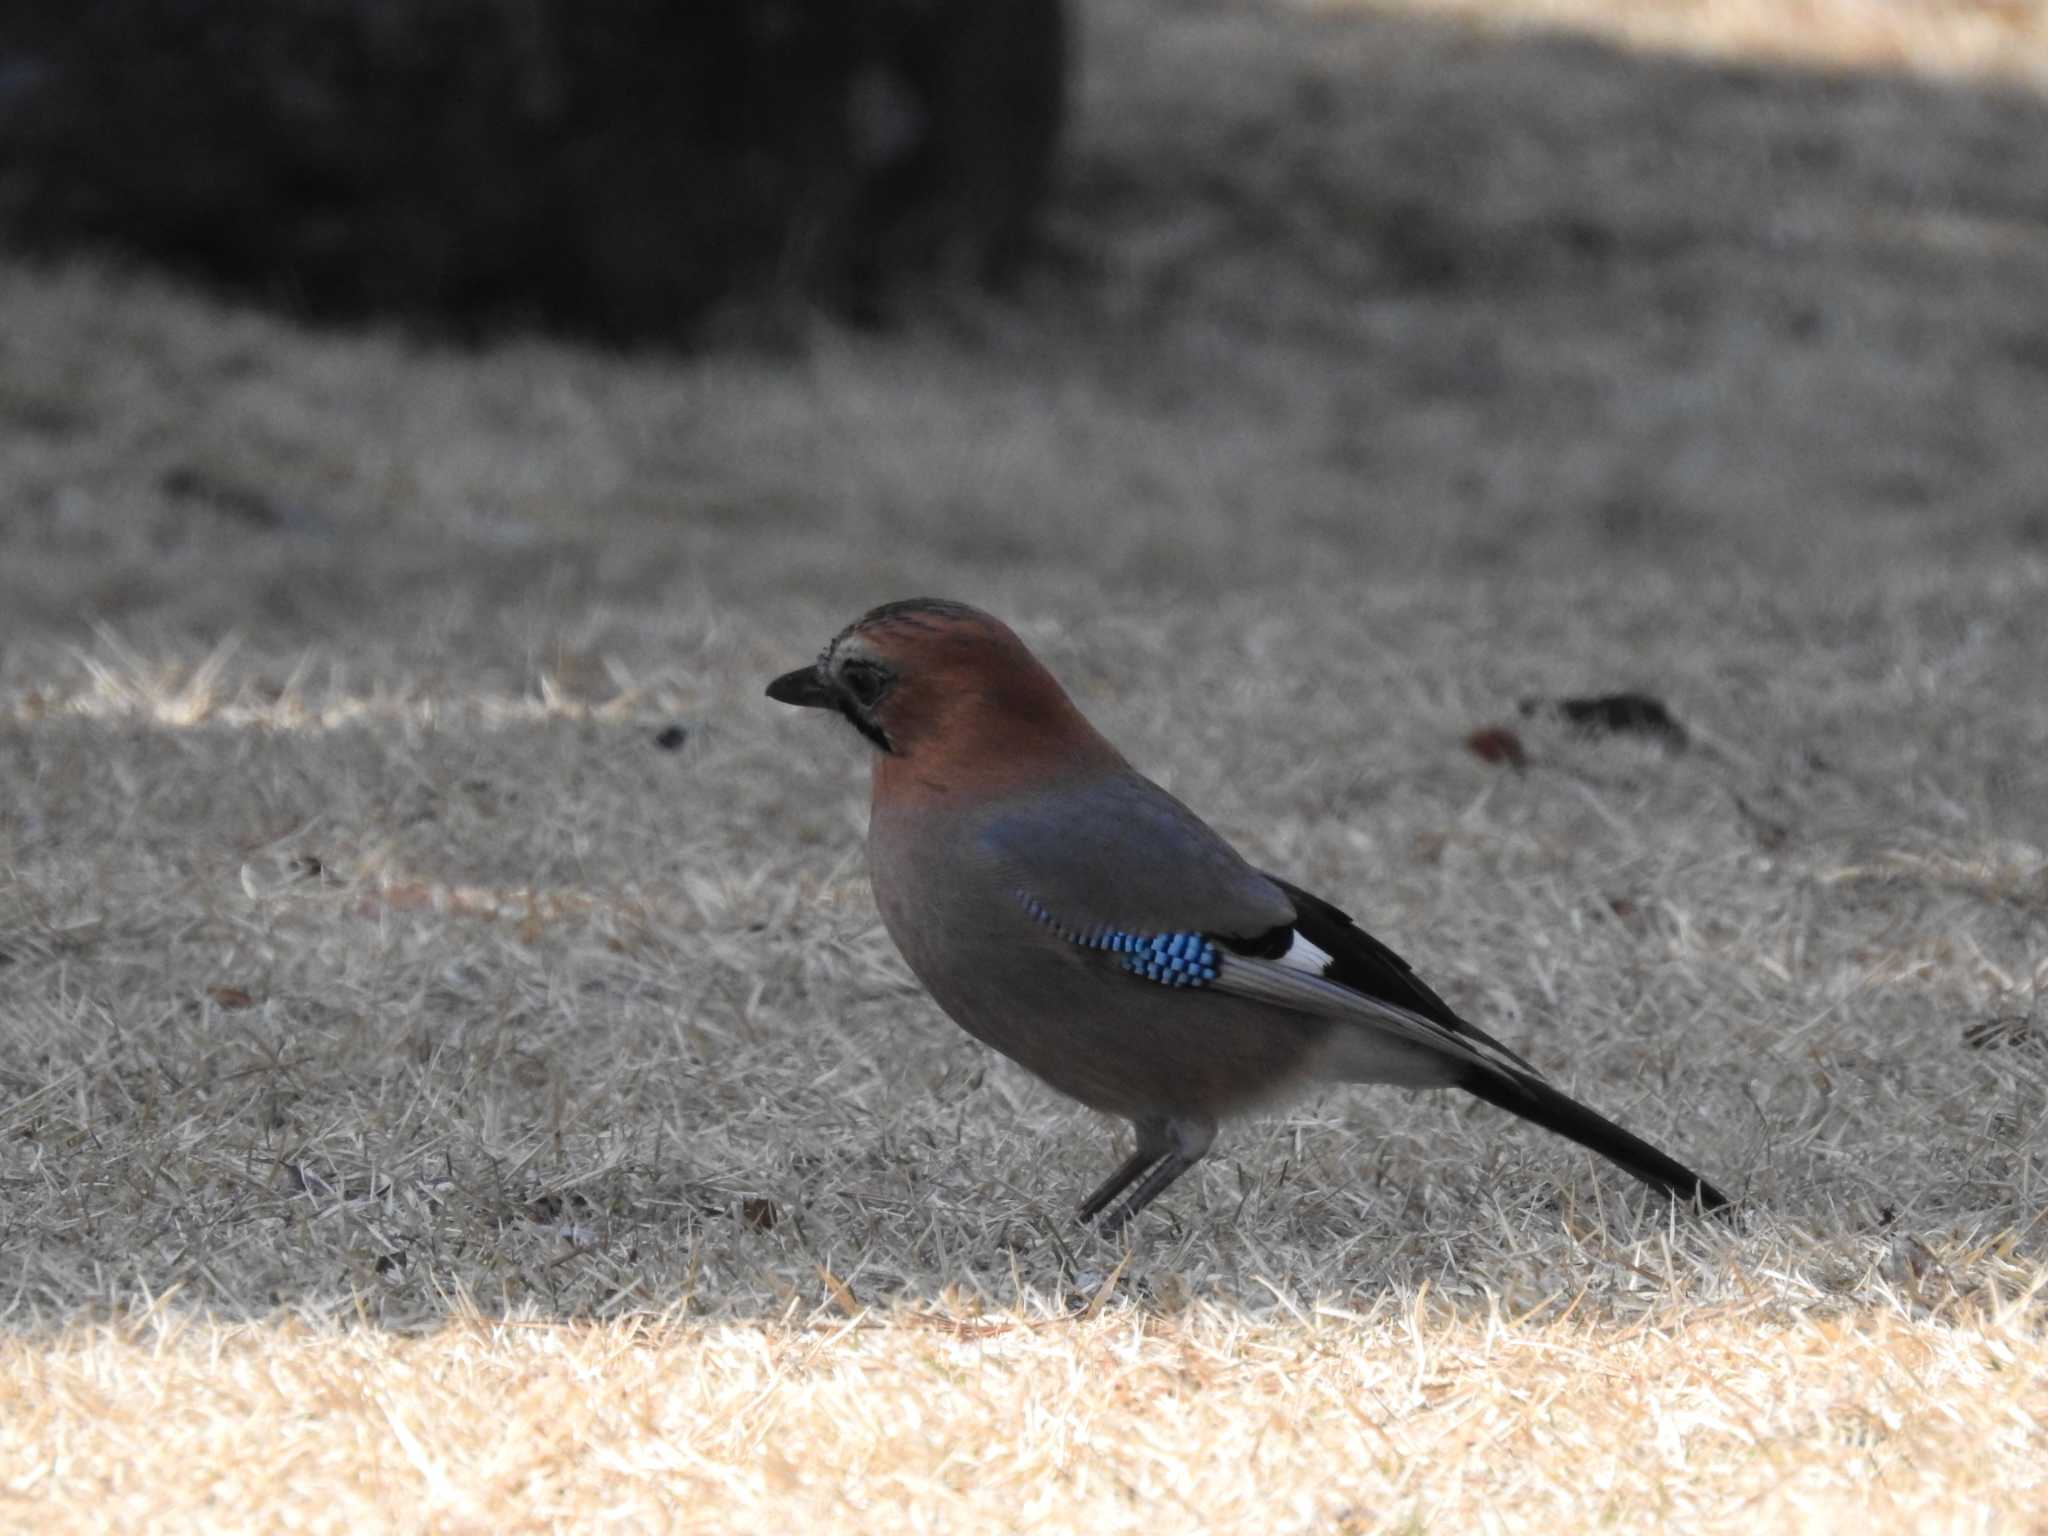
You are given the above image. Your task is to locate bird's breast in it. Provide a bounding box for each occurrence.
[866,802,1028,1013]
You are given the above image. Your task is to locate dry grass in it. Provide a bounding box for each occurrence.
[1362,0,2048,86]
[4,0,2048,1528]
[4,577,2044,1531]
[6,1291,2044,1533]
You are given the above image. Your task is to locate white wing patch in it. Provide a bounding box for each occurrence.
[1274,930,1335,979]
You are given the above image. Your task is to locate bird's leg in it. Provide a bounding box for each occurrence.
[1090,1117,1217,1236]
[1076,1118,1169,1223]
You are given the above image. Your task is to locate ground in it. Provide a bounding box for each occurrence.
[1,1,2045,1530]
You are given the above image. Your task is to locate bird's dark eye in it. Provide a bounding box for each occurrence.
[839,660,892,709]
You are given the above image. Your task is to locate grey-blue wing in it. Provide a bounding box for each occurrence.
[976,771,1295,941]
[981,781,1511,1073]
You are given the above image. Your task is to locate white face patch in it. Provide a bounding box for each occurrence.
[1276,931,1335,978]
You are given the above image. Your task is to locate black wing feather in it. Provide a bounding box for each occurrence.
[1264,875,1540,1075]
[1261,873,1731,1211]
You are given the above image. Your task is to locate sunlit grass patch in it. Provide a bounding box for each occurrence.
[3,1284,2042,1533]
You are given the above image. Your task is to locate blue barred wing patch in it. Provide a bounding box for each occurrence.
[1017,893,1220,987]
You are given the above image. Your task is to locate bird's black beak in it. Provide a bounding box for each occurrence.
[766,665,835,709]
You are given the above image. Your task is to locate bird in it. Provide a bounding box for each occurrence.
[767,598,1730,1232]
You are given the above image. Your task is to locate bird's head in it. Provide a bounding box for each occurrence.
[766,599,1121,791]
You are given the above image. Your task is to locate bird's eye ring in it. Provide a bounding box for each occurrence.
[839,660,891,709]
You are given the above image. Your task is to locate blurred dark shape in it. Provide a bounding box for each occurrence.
[1729,791,1791,850]
[1463,725,1528,770]
[652,724,688,752]
[1520,691,1689,750]
[1962,1016,2036,1051]
[160,465,284,529]
[0,0,1066,344]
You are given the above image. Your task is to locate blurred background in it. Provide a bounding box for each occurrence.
[2,0,2045,637]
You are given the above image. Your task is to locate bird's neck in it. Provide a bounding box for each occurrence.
[871,713,1126,810]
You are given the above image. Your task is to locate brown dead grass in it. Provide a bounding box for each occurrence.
[5,0,2048,1528]
[4,1290,2045,1534]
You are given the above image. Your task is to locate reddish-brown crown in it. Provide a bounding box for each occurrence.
[838,600,1125,804]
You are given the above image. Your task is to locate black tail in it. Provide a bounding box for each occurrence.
[1461,1071,1731,1211]
[1257,872,1731,1212]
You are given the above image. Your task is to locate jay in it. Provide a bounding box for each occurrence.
[768,599,1729,1232]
